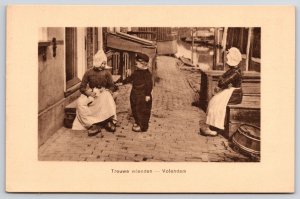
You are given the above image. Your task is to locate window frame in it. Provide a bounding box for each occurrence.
[65,27,81,96]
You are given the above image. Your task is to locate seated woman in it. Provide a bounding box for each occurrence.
[201,47,243,136]
[72,50,117,136]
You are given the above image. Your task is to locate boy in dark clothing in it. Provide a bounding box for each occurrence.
[130,55,153,132]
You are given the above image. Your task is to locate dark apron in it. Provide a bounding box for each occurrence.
[228,88,243,104]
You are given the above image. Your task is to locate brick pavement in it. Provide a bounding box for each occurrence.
[38,56,251,162]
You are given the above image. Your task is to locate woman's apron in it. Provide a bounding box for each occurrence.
[72,88,117,130]
[206,87,236,130]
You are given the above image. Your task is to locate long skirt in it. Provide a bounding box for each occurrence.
[206,87,236,130]
[72,88,117,130]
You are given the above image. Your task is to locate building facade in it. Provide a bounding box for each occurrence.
[38,27,103,146]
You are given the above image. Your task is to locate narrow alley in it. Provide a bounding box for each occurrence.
[38,55,250,162]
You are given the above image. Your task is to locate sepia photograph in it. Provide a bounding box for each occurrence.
[6,5,294,193]
[38,27,261,162]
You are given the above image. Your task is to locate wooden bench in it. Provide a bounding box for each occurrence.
[64,75,121,128]
[199,70,260,110]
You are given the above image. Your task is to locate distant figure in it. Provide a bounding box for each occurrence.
[72,50,117,136]
[201,47,243,136]
[130,54,153,132]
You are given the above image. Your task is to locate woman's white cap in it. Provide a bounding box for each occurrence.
[93,50,112,69]
[226,47,242,67]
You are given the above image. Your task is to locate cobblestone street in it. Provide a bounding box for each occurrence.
[39,56,250,162]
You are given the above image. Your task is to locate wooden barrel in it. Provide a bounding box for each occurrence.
[232,124,260,158]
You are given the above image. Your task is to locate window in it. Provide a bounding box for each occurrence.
[215,27,261,72]
[65,27,80,89]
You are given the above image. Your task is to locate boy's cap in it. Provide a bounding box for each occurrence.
[136,53,150,70]
[136,53,149,62]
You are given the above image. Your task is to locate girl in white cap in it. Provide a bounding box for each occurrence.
[201,47,243,136]
[72,50,118,136]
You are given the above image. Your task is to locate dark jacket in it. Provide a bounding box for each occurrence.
[218,67,243,104]
[218,67,242,89]
[130,69,153,96]
[80,68,115,96]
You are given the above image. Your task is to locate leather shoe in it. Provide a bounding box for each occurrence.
[105,121,116,133]
[88,125,100,136]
